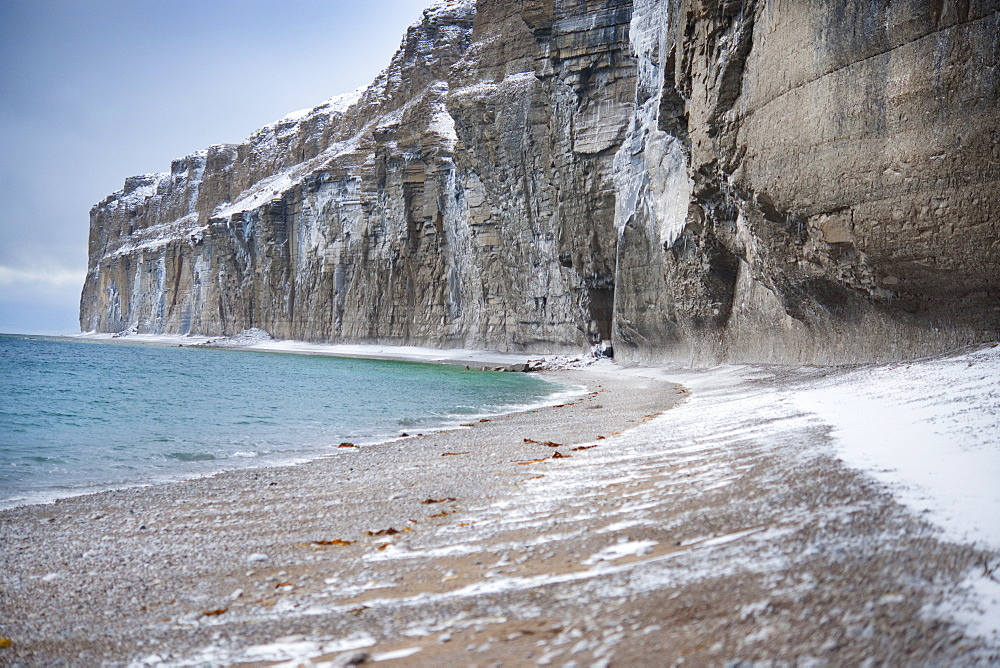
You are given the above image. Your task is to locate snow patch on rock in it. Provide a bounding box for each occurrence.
[613,0,692,247]
[202,328,274,349]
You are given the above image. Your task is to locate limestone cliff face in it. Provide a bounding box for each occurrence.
[613,0,1000,363]
[82,0,1000,363]
[80,0,634,352]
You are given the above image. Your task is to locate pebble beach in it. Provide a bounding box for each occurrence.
[2,346,1000,665]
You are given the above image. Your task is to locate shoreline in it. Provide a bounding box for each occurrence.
[66,331,596,371]
[1,365,680,665]
[1,336,592,512]
[2,347,999,664]
[0,382,589,512]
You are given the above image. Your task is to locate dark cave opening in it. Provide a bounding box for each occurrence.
[588,285,615,343]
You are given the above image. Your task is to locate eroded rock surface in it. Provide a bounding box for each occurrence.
[81,0,1000,362]
[80,0,634,353]
[613,0,1000,363]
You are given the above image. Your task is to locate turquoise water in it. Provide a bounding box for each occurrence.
[0,335,559,508]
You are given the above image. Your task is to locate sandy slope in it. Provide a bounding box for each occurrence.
[2,347,999,666]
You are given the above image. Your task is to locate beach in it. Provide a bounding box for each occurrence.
[2,345,1000,665]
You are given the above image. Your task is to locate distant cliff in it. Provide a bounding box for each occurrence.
[82,0,1000,363]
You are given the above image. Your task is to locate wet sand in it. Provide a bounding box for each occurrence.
[1,362,998,666]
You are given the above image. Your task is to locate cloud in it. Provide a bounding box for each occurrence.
[0,263,85,334]
[0,264,87,292]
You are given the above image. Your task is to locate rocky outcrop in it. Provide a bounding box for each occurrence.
[82,0,1000,363]
[80,0,634,353]
[613,0,1000,363]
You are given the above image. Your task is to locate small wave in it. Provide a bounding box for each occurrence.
[23,456,67,464]
[166,452,217,462]
[231,451,259,458]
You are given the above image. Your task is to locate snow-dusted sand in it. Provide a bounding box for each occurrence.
[2,343,999,665]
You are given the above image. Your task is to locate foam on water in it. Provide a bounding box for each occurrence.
[0,335,561,509]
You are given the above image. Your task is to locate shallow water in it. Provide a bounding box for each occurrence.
[0,335,560,508]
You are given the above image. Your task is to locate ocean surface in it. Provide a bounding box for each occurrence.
[0,335,562,509]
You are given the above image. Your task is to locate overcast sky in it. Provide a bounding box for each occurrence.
[0,0,434,335]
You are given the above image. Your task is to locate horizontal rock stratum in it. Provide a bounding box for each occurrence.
[81,0,1000,363]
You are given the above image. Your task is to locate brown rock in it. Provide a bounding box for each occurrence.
[81,0,999,364]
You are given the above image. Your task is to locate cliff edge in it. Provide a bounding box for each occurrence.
[81,0,1000,363]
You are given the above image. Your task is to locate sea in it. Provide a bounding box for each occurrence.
[0,335,563,509]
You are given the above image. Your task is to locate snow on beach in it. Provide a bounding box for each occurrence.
[19,335,1000,663]
[74,329,1000,555]
[190,340,1000,664]
[795,345,1000,551]
[792,345,1000,644]
[641,343,1000,647]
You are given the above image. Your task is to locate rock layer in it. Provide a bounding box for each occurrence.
[613,0,1000,363]
[81,0,1000,362]
[80,0,634,353]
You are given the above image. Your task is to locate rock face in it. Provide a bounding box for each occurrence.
[81,0,1000,363]
[613,0,1000,363]
[80,0,634,353]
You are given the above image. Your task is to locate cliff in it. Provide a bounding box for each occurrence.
[613,0,1000,363]
[81,0,1000,363]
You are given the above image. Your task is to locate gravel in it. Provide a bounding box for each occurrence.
[1,364,997,665]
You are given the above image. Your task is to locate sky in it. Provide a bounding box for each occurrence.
[0,0,435,335]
